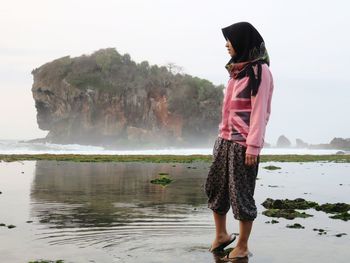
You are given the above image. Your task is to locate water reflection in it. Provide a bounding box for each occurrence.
[24,160,350,262]
[218,257,249,263]
[207,248,250,263]
[30,161,212,248]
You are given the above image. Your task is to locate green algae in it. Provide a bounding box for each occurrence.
[335,233,347,237]
[329,212,350,221]
[265,219,279,224]
[313,228,327,235]
[150,175,173,186]
[262,198,350,221]
[262,208,313,220]
[1,154,350,163]
[314,202,350,221]
[263,165,281,170]
[286,223,305,229]
[315,203,350,214]
[262,198,318,210]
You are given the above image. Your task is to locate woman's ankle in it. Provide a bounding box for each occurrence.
[216,231,229,241]
[235,241,248,250]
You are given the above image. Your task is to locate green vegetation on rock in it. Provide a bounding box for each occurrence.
[335,233,347,237]
[265,219,279,224]
[329,212,350,221]
[286,223,305,229]
[263,165,281,170]
[262,198,350,222]
[313,228,327,235]
[314,202,350,221]
[315,203,350,214]
[150,175,173,186]
[262,208,313,220]
[262,198,318,210]
[31,48,224,145]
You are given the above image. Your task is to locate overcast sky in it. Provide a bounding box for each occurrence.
[0,0,349,145]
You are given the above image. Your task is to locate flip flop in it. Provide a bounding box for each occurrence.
[208,233,236,253]
[221,251,253,261]
[221,254,248,262]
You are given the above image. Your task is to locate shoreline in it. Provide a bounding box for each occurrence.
[1,154,350,163]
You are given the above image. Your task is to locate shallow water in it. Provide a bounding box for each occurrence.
[0,160,349,262]
[0,139,347,155]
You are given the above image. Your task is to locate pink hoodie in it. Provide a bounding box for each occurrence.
[218,63,274,156]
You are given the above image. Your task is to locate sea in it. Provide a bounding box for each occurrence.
[0,139,347,155]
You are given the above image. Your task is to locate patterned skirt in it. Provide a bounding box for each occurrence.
[204,136,260,221]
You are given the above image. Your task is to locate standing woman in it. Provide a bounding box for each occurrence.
[205,21,274,260]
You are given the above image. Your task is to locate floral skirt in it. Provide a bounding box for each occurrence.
[204,136,260,221]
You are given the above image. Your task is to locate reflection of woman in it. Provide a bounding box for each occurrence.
[204,22,274,260]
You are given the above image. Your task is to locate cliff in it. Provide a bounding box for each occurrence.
[30,48,224,148]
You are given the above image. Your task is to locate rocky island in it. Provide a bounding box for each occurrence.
[29,48,224,149]
[275,135,350,152]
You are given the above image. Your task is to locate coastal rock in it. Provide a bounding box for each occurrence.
[296,138,308,148]
[276,135,291,148]
[261,198,318,210]
[308,137,350,150]
[336,151,345,155]
[30,48,223,148]
[263,141,271,147]
[150,175,173,186]
[263,165,281,170]
[286,223,305,229]
[262,208,313,220]
[315,202,350,213]
[329,212,350,221]
[335,233,347,237]
[330,137,350,149]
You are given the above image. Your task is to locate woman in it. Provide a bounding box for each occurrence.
[204,21,274,261]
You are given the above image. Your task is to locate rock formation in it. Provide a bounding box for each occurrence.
[330,137,350,149]
[296,138,309,148]
[276,135,291,148]
[30,48,224,148]
[309,137,350,150]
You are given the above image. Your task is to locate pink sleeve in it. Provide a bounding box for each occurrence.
[246,65,274,156]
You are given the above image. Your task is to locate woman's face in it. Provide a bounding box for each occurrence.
[225,39,236,57]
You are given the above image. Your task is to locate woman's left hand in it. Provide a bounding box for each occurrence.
[245,153,258,166]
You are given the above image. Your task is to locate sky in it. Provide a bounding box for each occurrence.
[0,0,349,145]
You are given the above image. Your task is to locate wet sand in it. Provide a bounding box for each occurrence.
[0,160,349,262]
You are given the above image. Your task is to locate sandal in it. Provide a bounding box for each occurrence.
[221,251,253,261]
[208,233,236,253]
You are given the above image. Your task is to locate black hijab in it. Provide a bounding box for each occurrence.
[222,22,270,96]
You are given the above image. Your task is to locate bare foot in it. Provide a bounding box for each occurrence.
[210,233,232,251]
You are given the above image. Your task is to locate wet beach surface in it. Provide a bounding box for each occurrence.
[0,160,349,262]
